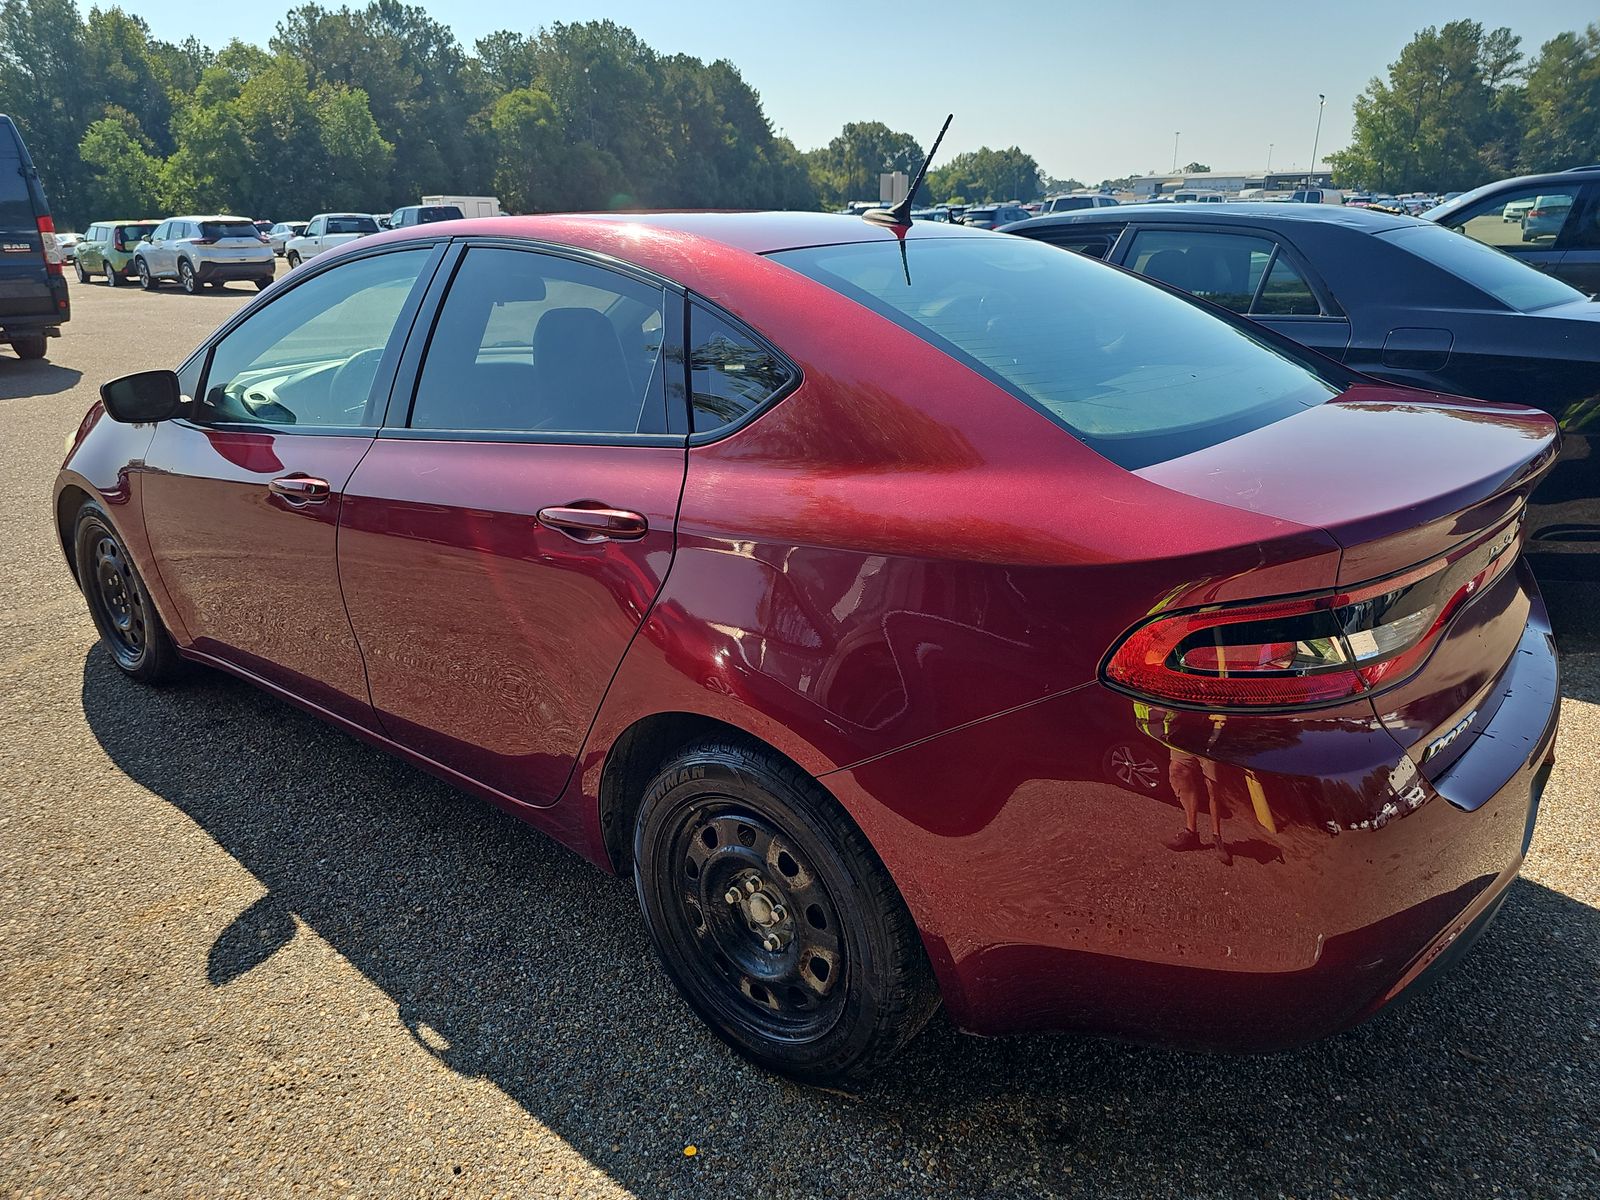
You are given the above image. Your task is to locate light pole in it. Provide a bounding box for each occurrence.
[1172,131,1181,173]
[1307,94,1326,189]
[1267,143,1274,173]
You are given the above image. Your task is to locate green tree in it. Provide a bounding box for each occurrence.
[1519,26,1600,171]
[927,146,1042,203]
[78,108,162,214]
[809,121,926,208]
[1180,161,1211,174]
[1328,21,1523,192]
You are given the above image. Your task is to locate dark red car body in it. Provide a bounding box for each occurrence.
[55,213,1561,1050]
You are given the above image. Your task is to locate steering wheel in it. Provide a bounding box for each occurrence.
[329,346,386,419]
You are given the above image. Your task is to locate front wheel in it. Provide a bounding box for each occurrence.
[633,740,939,1087]
[74,258,89,283]
[73,503,185,683]
[179,259,198,294]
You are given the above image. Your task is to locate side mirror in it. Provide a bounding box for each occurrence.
[100,370,185,424]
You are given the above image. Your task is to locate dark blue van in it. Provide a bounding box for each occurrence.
[1,114,69,360]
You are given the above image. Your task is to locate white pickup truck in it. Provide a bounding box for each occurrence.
[284,213,380,267]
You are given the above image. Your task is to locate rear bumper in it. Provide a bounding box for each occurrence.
[194,259,274,283]
[825,601,1560,1049]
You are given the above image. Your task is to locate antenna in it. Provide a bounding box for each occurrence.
[864,114,953,227]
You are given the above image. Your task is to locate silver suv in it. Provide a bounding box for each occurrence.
[134,215,275,294]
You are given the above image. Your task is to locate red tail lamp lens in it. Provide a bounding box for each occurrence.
[1105,534,1520,709]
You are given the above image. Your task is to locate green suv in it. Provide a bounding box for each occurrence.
[75,220,160,287]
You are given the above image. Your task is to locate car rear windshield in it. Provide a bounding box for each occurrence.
[328,216,379,234]
[418,206,463,222]
[117,223,157,242]
[771,237,1342,470]
[1382,224,1585,312]
[202,220,260,240]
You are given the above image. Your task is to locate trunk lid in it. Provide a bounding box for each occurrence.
[1138,385,1559,779]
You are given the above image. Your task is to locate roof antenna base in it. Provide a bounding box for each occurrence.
[861,114,953,229]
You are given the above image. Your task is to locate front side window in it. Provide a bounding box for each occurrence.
[772,236,1342,470]
[688,303,795,433]
[198,248,432,428]
[1438,183,1583,252]
[409,247,668,436]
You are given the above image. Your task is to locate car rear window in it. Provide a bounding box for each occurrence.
[328,216,379,235]
[117,223,157,242]
[202,220,261,240]
[418,206,464,223]
[1382,223,1585,312]
[771,236,1341,470]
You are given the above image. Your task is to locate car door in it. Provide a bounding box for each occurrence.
[1556,182,1600,293]
[148,221,177,277]
[1116,225,1352,358]
[78,224,102,274]
[337,241,687,805]
[302,216,324,256]
[1432,179,1587,278]
[138,242,444,722]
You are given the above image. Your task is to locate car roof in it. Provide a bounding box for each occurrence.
[1006,202,1430,233]
[1425,168,1600,220]
[374,211,991,255]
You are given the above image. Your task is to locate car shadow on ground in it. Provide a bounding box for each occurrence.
[0,354,82,400]
[79,644,1599,1197]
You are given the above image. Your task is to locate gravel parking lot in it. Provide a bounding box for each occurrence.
[2,281,1597,1199]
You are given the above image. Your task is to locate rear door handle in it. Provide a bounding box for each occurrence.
[269,475,331,505]
[537,504,648,542]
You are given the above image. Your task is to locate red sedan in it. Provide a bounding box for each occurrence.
[55,213,1561,1085]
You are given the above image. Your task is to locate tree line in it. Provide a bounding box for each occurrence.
[1331,20,1600,193]
[0,0,1049,227]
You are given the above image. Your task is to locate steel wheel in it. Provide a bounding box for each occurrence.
[661,803,847,1042]
[72,504,184,684]
[88,531,149,669]
[634,740,939,1086]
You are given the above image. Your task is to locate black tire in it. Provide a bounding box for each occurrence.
[73,502,185,684]
[12,335,46,360]
[106,264,122,287]
[633,739,939,1087]
[254,277,270,292]
[286,251,301,269]
[74,258,89,283]
[179,259,198,294]
[137,259,157,290]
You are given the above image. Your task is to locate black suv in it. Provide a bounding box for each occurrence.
[960,203,1031,230]
[1425,166,1600,292]
[389,204,465,228]
[1,114,68,360]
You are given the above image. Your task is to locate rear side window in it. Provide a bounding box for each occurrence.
[418,206,463,223]
[409,247,668,436]
[772,237,1341,470]
[688,303,796,433]
[1128,229,1272,313]
[1038,231,1116,259]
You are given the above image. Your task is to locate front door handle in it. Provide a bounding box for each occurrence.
[269,475,331,505]
[537,504,648,542]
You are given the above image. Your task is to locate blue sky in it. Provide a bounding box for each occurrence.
[127,0,1596,181]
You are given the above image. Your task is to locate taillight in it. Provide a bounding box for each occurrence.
[113,236,126,251]
[192,237,218,246]
[1104,529,1520,709]
[37,215,63,275]
[1528,208,1546,218]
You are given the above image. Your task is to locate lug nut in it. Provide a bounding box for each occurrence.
[770,905,787,923]
[724,887,741,905]
[744,878,760,894]
[762,934,782,952]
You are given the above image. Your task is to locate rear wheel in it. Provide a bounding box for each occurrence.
[137,259,157,290]
[179,259,198,294]
[286,251,301,269]
[73,503,184,684]
[254,278,270,292]
[106,265,122,288]
[12,335,46,360]
[633,739,938,1087]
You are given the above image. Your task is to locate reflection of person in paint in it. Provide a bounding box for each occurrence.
[1166,714,1231,864]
